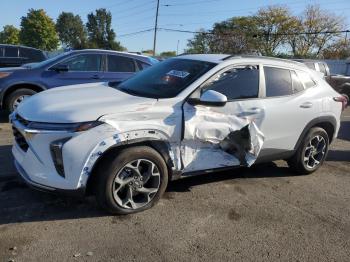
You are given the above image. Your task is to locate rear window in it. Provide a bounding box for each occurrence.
[5,47,18,57]
[297,71,316,88]
[107,55,135,72]
[264,66,293,97]
[20,48,45,61]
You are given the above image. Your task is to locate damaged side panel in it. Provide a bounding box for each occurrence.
[181,102,265,173]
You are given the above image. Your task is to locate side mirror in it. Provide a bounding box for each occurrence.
[50,64,69,72]
[188,90,227,107]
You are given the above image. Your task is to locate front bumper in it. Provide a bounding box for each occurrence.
[14,159,85,197]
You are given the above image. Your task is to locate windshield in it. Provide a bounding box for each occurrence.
[114,58,216,98]
[24,52,71,69]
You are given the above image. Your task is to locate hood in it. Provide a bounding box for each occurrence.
[17,82,157,123]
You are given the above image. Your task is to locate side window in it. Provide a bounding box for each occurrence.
[107,55,135,72]
[0,47,4,57]
[5,47,18,57]
[202,65,259,100]
[264,66,293,97]
[136,60,151,71]
[297,71,316,88]
[291,71,304,93]
[58,54,102,71]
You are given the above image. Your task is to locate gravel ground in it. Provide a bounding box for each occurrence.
[0,109,349,262]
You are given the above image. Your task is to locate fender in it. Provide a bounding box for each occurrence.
[293,115,337,150]
[77,129,181,188]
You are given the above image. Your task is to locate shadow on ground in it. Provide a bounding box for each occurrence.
[0,162,296,225]
[0,111,9,124]
[0,145,15,181]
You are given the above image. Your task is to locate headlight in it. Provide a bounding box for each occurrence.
[28,121,103,132]
[0,72,12,78]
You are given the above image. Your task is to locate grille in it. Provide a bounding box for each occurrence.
[12,126,29,152]
[16,114,31,127]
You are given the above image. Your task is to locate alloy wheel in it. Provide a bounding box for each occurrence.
[304,135,327,169]
[112,159,161,209]
[13,95,30,110]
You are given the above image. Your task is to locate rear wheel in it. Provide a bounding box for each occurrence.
[95,146,168,214]
[5,88,37,112]
[287,127,329,175]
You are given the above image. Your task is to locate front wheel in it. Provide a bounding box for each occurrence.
[95,146,168,215]
[6,88,37,112]
[287,127,329,175]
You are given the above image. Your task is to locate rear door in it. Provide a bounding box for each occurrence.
[258,66,319,154]
[103,55,137,84]
[181,64,265,172]
[44,53,104,87]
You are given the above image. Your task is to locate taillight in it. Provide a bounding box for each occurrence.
[333,96,348,111]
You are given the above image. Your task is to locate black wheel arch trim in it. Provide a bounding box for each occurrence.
[293,116,337,150]
[0,82,47,108]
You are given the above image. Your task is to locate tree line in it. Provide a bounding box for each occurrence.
[186,5,350,59]
[0,8,123,51]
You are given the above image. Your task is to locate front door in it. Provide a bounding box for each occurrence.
[181,64,265,173]
[44,54,104,87]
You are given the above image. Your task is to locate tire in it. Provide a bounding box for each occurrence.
[5,88,37,112]
[287,127,329,175]
[95,146,169,215]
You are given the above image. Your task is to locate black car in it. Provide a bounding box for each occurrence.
[0,44,47,68]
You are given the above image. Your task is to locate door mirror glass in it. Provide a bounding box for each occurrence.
[50,64,69,72]
[195,90,227,106]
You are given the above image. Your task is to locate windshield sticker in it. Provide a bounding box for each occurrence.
[166,70,190,78]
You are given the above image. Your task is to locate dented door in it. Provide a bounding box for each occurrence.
[181,65,265,172]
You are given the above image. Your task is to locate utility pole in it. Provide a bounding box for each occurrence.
[176,40,180,55]
[153,0,160,56]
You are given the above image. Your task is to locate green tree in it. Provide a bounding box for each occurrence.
[20,9,58,50]
[209,17,259,54]
[185,29,211,53]
[86,8,123,50]
[254,6,297,56]
[56,12,87,49]
[0,25,20,45]
[160,51,176,57]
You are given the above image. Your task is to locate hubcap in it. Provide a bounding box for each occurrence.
[304,135,327,169]
[112,159,161,209]
[13,95,30,110]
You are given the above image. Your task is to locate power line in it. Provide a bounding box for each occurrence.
[119,28,154,38]
[158,27,350,37]
[162,0,224,7]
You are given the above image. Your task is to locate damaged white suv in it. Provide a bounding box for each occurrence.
[11,54,346,214]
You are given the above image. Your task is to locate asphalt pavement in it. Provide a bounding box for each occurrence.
[0,108,349,261]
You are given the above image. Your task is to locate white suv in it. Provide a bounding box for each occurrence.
[11,54,346,214]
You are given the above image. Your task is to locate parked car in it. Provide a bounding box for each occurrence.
[11,54,346,214]
[0,49,158,111]
[295,59,350,101]
[0,44,47,68]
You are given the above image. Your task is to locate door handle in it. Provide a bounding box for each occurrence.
[91,74,101,80]
[300,102,313,108]
[241,107,262,115]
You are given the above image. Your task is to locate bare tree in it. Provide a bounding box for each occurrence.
[287,5,345,58]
